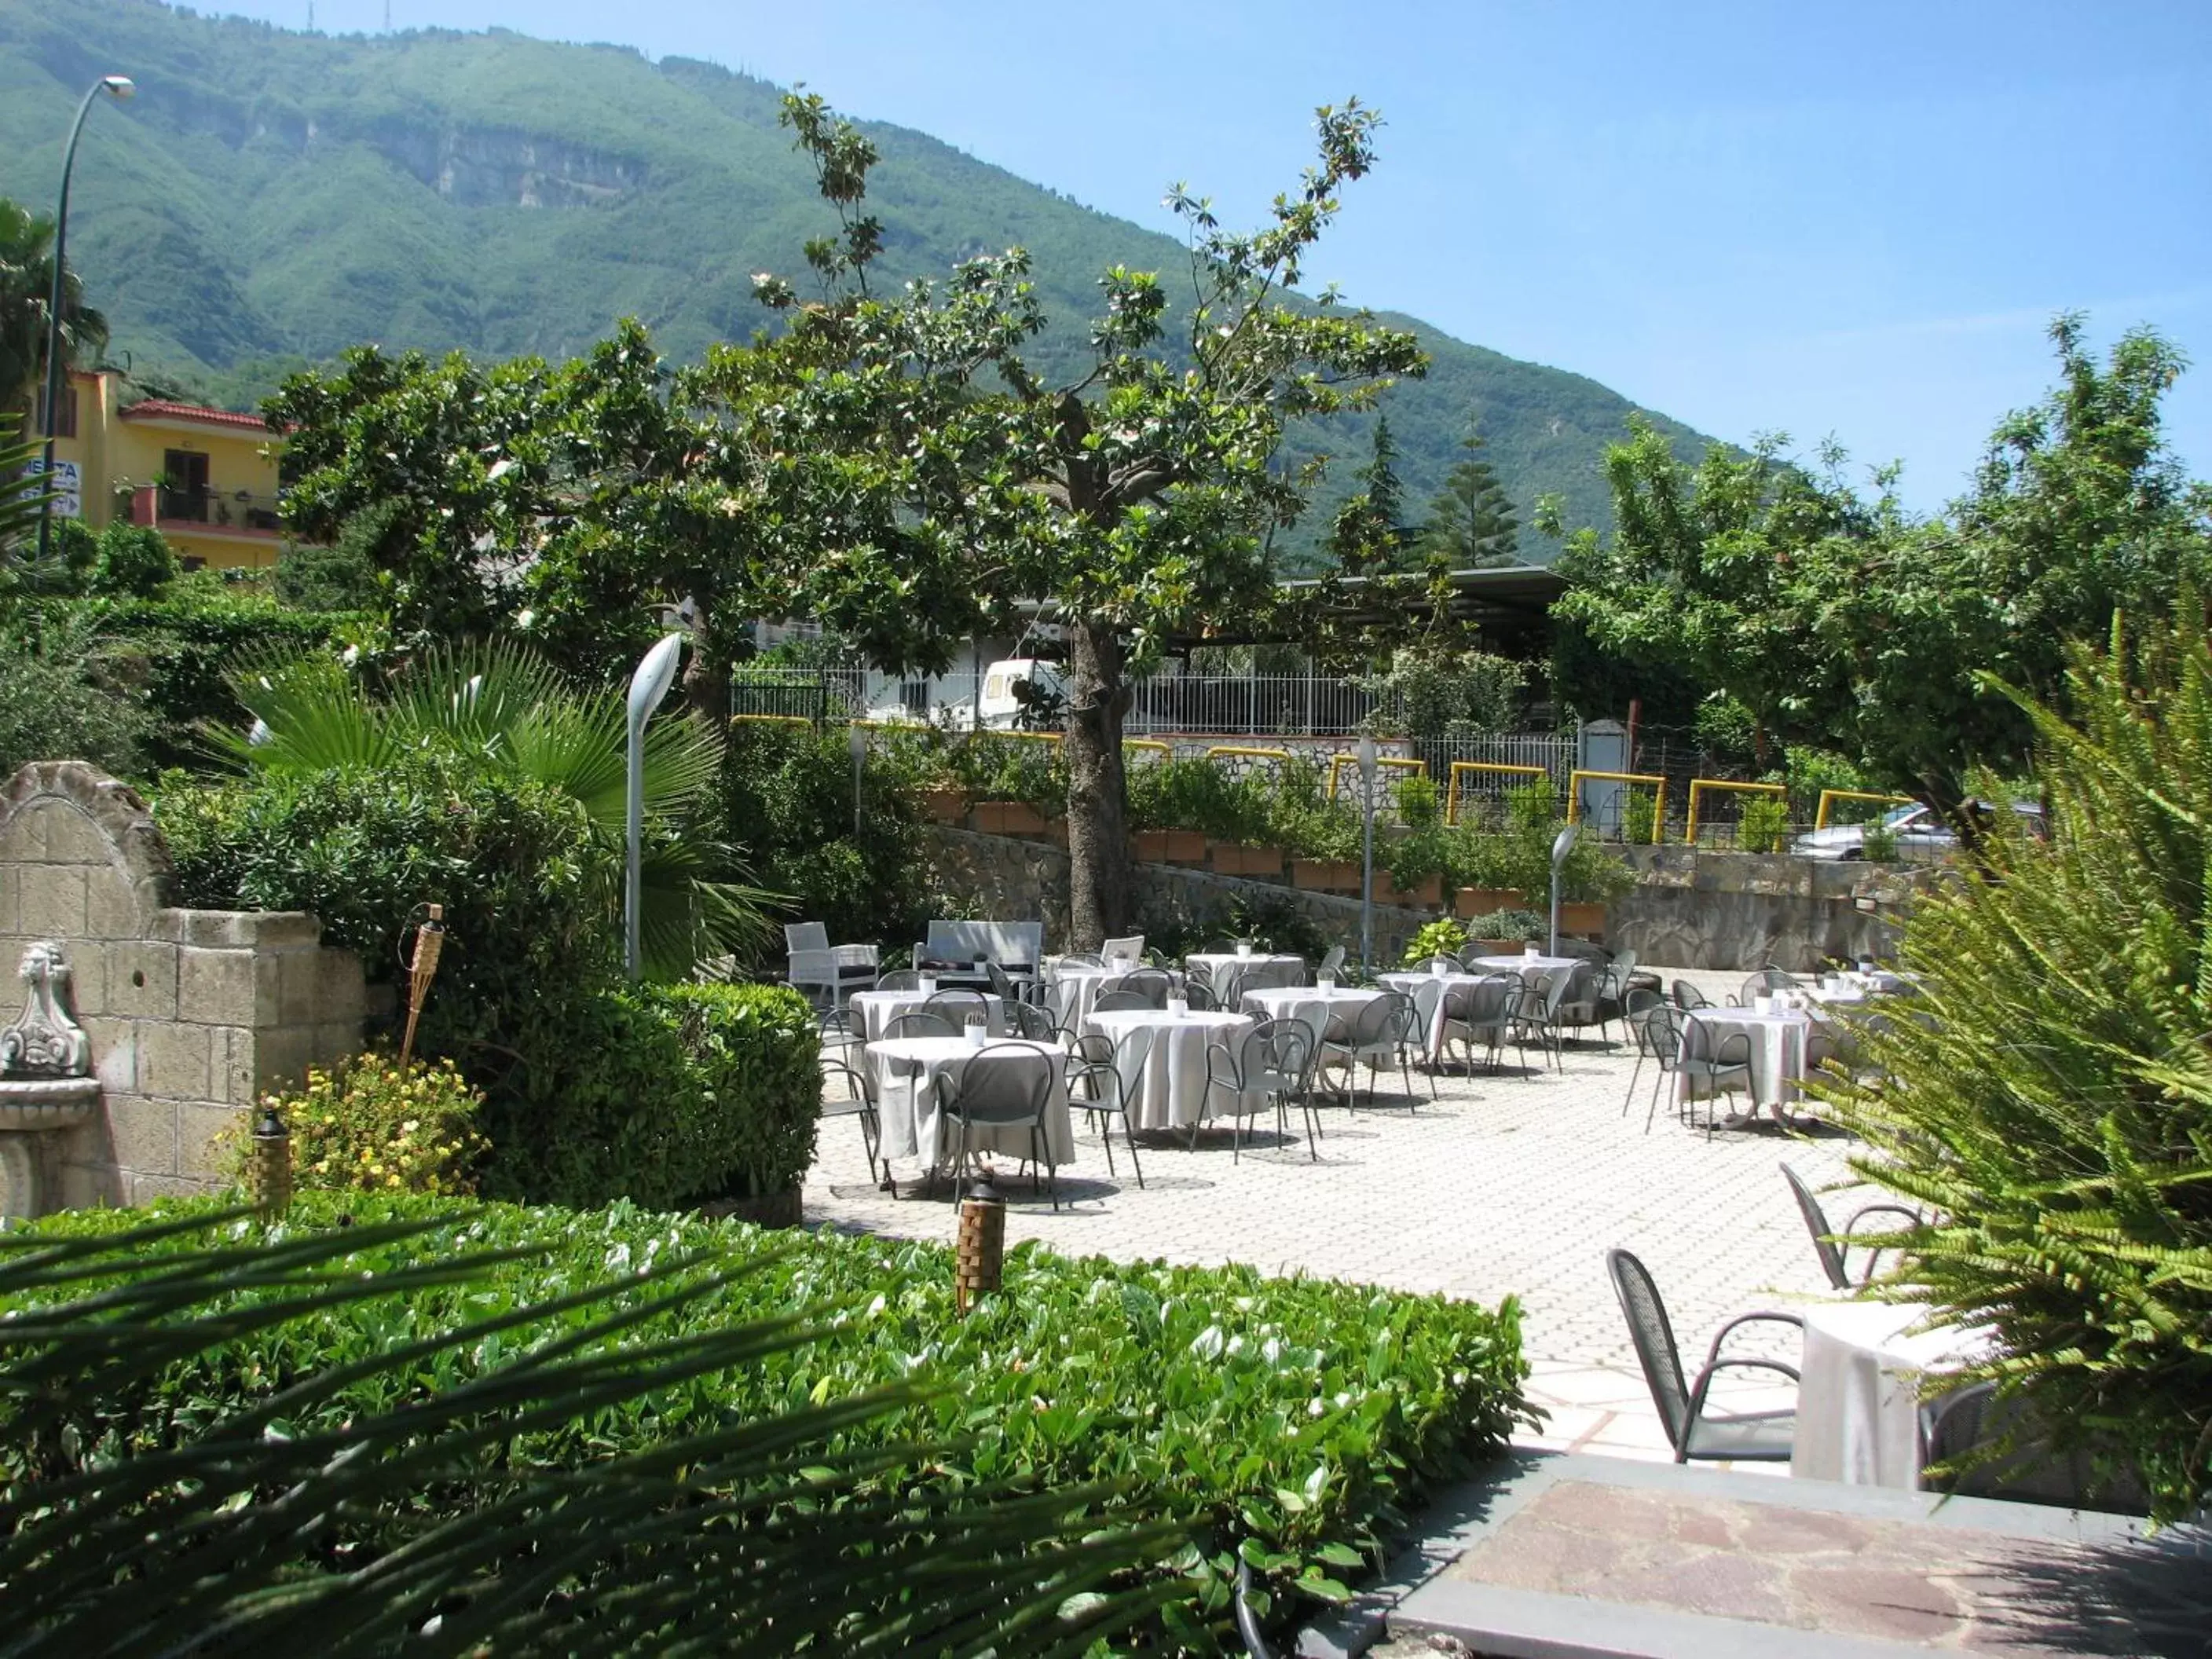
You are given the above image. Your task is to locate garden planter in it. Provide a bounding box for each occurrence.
[1381,873,1445,909]
[1210,843,1285,880]
[1558,901,1607,939]
[1132,829,1207,865]
[1293,859,1363,895]
[1454,886,1528,920]
[698,1186,803,1229]
[1467,936,1524,955]
[972,800,1049,837]
[922,787,968,824]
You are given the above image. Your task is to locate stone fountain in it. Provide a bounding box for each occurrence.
[0,941,101,1221]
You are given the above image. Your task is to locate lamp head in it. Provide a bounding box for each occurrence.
[1551,823,1580,869]
[626,632,685,731]
[101,75,135,98]
[1355,735,1377,785]
[848,723,867,762]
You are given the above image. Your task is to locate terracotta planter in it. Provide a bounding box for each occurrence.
[973,800,1049,837]
[1292,859,1363,895]
[1558,901,1607,939]
[1131,829,1207,865]
[1211,843,1285,880]
[1454,886,1529,920]
[1382,873,1445,909]
[1467,936,1524,955]
[923,787,968,824]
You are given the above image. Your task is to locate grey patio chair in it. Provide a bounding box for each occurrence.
[1203,1017,1315,1161]
[1607,1248,1803,1465]
[1317,944,1347,979]
[1317,994,1409,1108]
[884,1009,958,1042]
[1065,1050,1144,1188]
[1618,988,1668,1114]
[984,959,1023,1007]
[1919,1382,2150,1514]
[816,1002,864,1059]
[1012,999,1060,1042]
[1115,967,1176,1009]
[1437,974,1518,1076]
[939,1043,1061,1210]
[876,967,924,993]
[1781,1163,1921,1290]
[1511,967,1579,1072]
[1599,947,1640,1008]
[1181,980,1218,1011]
[1550,959,1609,1049]
[1383,991,1435,1103]
[1674,1016,1753,1139]
[1670,978,1709,1011]
[923,989,993,1030]
[1092,989,1154,1014]
[820,1058,890,1195]
[1733,966,1799,1006]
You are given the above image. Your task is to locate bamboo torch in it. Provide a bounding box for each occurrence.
[398,903,446,1068]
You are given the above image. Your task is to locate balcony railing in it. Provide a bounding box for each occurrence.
[132,485,285,537]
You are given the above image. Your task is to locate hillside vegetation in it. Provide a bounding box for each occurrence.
[0,0,1715,556]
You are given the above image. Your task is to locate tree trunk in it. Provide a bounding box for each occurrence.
[1064,618,1132,949]
[683,599,734,727]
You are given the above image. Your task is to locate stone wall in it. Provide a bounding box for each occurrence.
[1607,847,1936,972]
[0,762,369,1214]
[924,826,1438,963]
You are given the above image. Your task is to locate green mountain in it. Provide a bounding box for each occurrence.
[0,0,1716,559]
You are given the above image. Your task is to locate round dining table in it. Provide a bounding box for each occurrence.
[1679,1005,1815,1113]
[863,1035,1075,1174]
[1791,1299,1985,1489]
[1183,952,1304,1005]
[1466,953,1581,983]
[1240,983,1385,1046]
[1082,1006,1254,1130]
[848,987,1009,1043]
[1044,962,1142,1032]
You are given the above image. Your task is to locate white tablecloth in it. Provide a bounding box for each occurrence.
[1679,1008,1813,1110]
[1791,1301,1983,1488]
[1467,953,1580,983]
[1084,1008,1254,1130]
[1375,971,1490,1060]
[864,1036,1075,1170]
[848,989,1008,1043]
[1183,952,1303,1005]
[1240,985,1382,1046]
[1046,965,1141,1031]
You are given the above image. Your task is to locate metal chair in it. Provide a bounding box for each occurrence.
[1056,950,1107,971]
[1781,1163,1920,1289]
[1619,988,1668,1113]
[1512,968,1579,1072]
[1115,968,1176,1009]
[923,988,993,1030]
[1202,1017,1314,1160]
[1317,944,1346,979]
[1383,991,1434,1103]
[1607,1248,1802,1464]
[1181,980,1217,1011]
[876,967,924,993]
[1066,1051,1144,1188]
[1732,966,1799,1006]
[816,1002,864,1060]
[884,1009,957,1042]
[1092,989,1154,1014]
[1670,978,1709,1011]
[939,1044,1060,1210]
[820,1058,891,1195]
[1919,1382,2150,1514]
[984,959,1023,1007]
[1437,974,1518,1076]
[1013,999,1060,1042]
[1676,1016,1753,1138]
[1550,958,1609,1049]
[1317,995,1407,1108]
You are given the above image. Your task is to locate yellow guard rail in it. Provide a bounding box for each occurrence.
[1565,769,1669,845]
[1684,778,1786,846]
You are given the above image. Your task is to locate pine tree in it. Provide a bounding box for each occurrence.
[1419,429,1519,568]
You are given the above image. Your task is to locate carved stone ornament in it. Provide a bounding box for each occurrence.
[0,941,93,1079]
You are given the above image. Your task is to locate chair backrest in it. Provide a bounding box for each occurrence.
[1679,1016,1749,1068]
[1249,958,1306,992]
[1555,959,1599,1015]
[1382,991,1423,1046]
[1611,947,1639,982]
[1057,951,1107,971]
[1780,1163,1850,1290]
[946,1044,1056,1126]
[785,921,830,956]
[1345,994,1397,1049]
[985,960,1019,1003]
[1537,967,1579,1018]
[925,989,991,1026]
[1445,975,1514,1029]
[1624,986,1664,1019]
[1101,935,1144,965]
[1922,1382,2151,1514]
[1740,967,1797,1003]
[1646,1009,1685,1066]
[1013,1001,1057,1041]
[1243,1017,1313,1094]
[1092,990,1152,1014]
[1317,944,1347,977]
[1115,969,1174,1009]
[885,1009,956,1040]
[1182,981,1217,1011]
[1181,958,1214,991]
[877,968,923,992]
[1606,1249,1691,1452]
[925,920,1044,972]
[1671,979,1709,1010]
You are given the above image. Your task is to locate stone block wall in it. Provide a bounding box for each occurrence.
[0,762,368,1212]
[1607,846,1937,972]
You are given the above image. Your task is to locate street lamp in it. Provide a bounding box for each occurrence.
[1548,823,1580,958]
[1356,736,1378,973]
[35,74,133,568]
[849,721,867,837]
[624,632,686,980]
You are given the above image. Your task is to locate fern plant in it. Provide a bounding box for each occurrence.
[1823,604,2212,1523]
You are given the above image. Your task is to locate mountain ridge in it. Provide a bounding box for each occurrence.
[0,0,1718,558]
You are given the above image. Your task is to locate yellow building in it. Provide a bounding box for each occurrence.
[39,368,295,571]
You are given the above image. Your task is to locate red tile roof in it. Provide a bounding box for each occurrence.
[118,399,271,433]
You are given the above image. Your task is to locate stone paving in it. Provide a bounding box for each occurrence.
[805,967,1869,1461]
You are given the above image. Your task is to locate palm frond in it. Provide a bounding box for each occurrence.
[0,1208,1188,1656]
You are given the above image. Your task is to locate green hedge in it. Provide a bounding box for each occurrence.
[482,981,821,1209]
[15,1193,1532,1645]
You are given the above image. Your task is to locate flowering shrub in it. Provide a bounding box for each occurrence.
[258,1055,488,1196]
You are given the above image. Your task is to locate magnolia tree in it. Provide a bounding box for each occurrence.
[715,94,1425,944]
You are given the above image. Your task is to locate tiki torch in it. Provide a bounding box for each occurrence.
[251,1103,292,1218]
[954,1168,1006,1315]
[398,903,446,1068]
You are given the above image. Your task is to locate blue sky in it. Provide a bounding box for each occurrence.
[223,2,2212,510]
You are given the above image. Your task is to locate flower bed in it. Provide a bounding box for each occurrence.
[16,1192,1533,1643]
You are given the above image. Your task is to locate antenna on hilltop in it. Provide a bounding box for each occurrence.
[384,2,392,28]
[306,2,314,31]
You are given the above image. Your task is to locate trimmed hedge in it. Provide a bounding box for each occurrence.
[482,981,821,1209]
[14,1193,1533,1646]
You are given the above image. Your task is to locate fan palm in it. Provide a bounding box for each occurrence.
[0,1207,1185,1654]
[214,642,767,979]
[0,198,108,412]
[0,432,60,563]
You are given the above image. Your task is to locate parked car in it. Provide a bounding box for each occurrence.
[1792,800,2043,861]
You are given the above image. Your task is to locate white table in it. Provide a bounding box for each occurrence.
[1240,984,1384,1045]
[1083,1007,1254,1130]
[1045,964,1139,1031]
[1467,953,1580,983]
[1679,1007,1814,1111]
[1184,952,1303,1005]
[1791,1300,1983,1489]
[848,988,1008,1043]
[863,1036,1075,1172]
[1376,970,1491,1060]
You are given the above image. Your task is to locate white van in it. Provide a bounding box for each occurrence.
[862,659,1067,730]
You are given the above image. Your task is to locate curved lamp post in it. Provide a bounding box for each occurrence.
[1548,823,1580,957]
[624,632,686,980]
[35,73,133,567]
[1357,736,1378,973]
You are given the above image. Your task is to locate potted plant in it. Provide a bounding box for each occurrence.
[1465,907,1547,953]
[1379,775,1448,908]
